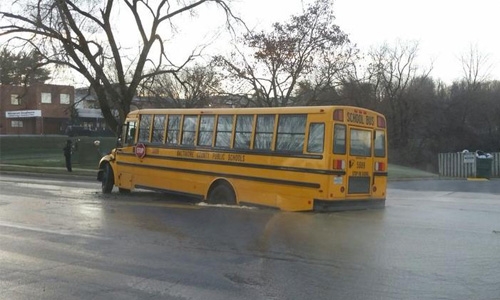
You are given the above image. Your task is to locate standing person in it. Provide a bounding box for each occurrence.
[63,140,73,172]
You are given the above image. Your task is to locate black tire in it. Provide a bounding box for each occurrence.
[101,163,114,194]
[208,182,236,205]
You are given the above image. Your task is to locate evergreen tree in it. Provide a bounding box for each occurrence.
[0,47,51,85]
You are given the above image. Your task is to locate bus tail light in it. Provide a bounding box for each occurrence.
[375,162,385,172]
[377,116,386,128]
[333,109,344,121]
[333,159,345,170]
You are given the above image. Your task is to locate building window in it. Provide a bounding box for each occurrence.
[11,94,20,105]
[41,92,52,104]
[11,120,23,128]
[60,93,70,104]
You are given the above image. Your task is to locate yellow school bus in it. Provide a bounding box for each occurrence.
[97,106,387,211]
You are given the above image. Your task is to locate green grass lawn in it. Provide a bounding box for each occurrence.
[0,153,64,167]
[388,164,438,179]
[0,136,117,169]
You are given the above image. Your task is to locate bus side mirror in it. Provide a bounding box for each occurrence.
[116,137,122,148]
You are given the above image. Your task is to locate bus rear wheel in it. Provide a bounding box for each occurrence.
[208,182,236,205]
[102,163,114,194]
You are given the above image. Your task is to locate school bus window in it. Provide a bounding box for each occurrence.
[350,128,371,157]
[235,115,253,149]
[215,115,233,148]
[151,115,166,144]
[198,115,215,147]
[166,115,180,145]
[333,124,346,154]
[307,123,324,153]
[138,114,152,143]
[276,114,306,153]
[255,115,274,150]
[125,122,137,145]
[181,115,197,145]
[374,130,386,157]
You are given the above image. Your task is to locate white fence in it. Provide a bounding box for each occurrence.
[438,152,500,178]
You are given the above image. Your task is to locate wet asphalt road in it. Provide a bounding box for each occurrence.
[0,174,499,300]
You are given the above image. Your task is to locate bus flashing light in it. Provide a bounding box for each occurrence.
[333,109,344,121]
[377,116,386,128]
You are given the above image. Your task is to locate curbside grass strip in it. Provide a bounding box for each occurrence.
[0,164,96,179]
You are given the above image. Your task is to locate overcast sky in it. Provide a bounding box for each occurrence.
[21,0,498,86]
[234,0,500,84]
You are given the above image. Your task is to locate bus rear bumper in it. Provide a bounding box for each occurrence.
[313,198,385,212]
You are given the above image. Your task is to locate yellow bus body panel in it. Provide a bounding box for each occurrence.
[101,106,387,211]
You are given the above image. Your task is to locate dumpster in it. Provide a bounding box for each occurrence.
[475,151,493,179]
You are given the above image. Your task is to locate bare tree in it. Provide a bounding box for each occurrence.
[0,0,239,134]
[453,44,493,125]
[214,0,351,107]
[140,64,222,108]
[461,44,492,91]
[366,40,432,149]
[448,46,498,150]
[294,46,360,106]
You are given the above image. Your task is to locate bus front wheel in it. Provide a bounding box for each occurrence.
[208,182,236,205]
[102,163,114,194]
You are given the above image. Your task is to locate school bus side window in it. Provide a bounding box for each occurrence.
[198,115,215,147]
[333,124,346,154]
[235,115,253,149]
[307,123,324,153]
[125,122,137,145]
[138,114,152,143]
[276,114,306,153]
[181,115,198,146]
[166,115,180,145]
[151,115,166,144]
[254,115,274,150]
[215,115,233,148]
[374,130,386,157]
